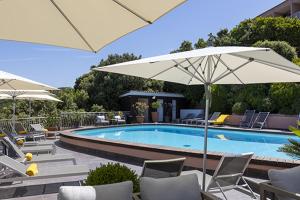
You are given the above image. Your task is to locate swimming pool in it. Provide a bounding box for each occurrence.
[74,125,300,160]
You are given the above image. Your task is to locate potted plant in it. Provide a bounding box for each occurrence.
[45,114,60,131]
[133,101,149,123]
[150,101,160,123]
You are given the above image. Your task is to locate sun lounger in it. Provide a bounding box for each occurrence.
[3,137,55,155]
[181,113,196,124]
[197,112,221,125]
[95,115,109,126]
[141,157,185,178]
[182,153,256,200]
[114,115,126,124]
[240,110,256,128]
[0,154,88,184]
[209,114,229,125]
[10,122,45,141]
[2,128,54,146]
[2,136,75,164]
[251,112,270,129]
[30,123,59,139]
[186,113,204,124]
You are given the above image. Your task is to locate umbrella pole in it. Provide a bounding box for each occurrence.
[29,100,32,117]
[202,83,210,191]
[12,96,16,130]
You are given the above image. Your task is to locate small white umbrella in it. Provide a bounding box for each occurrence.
[0,71,57,128]
[0,92,62,117]
[95,46,300,189]
[0,0,186,52]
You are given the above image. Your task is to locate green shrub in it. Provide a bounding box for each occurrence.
[84,163,139,192]
[232,102,247,115]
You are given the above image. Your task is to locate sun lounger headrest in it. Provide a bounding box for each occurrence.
[26,163,38,176]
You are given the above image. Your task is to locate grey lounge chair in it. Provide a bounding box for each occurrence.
[187,113,204,124]
[11,122,45,141]
[0,154,88,184]
[3,137,55,155]
[30,123,59,139]
[95,115,109,126]
[240,110,256,128]
[137,174,218,200]
[114,115,126,124]
[181,113,196,124]
[197,112,221,125]
[182,153,256,200]
[260,166,300,200]
[141,157,185,178]
[2,137,75,164]
[251,112,270,129]
[3,128,54,147]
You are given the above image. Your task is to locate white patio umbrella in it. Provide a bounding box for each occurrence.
[0,70,57,128]
[0,0,185,52]
[0,92,62,117]
[94,46,300,189]
[0,70,57,91]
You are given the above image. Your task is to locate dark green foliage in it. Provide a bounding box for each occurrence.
[231,17,300,50]
[253,40,297,61]
[75,53,164,111]
[232,102,248,115]
[278,139,300,159]
[85,163,139,192]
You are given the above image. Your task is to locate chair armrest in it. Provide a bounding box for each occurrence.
[260,182,300,200]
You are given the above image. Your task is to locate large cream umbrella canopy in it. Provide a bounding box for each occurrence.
[95,46,300,189]
[0,0,186,52]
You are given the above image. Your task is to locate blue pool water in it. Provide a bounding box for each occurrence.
[74,125,300,160]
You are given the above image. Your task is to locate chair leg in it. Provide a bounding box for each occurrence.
[215,181,229,200]
[241,177,258,199]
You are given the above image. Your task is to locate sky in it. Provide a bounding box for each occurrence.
[0,0,282,88]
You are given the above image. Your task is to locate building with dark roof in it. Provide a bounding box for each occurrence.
[119,90,187,123]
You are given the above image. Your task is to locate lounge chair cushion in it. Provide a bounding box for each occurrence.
[26,163,38,176]
[269,166,300,200]
[58,181,133,200]
[140,174,202,200]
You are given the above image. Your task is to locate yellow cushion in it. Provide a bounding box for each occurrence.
[18,130,27,134]
[16,139,24,146]
[25,153,33,161]
[213,115,229,125]
[0,133,6,137]
[26,163,38,176]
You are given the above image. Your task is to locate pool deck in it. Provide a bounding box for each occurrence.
[1,136,264,200]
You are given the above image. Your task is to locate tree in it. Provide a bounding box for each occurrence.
[171,40,193,53]
[75,53,164,111]
[231,17,300,51]
[253,40,297,61]
[194,38,207,49]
